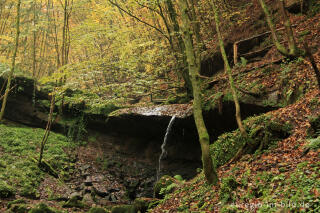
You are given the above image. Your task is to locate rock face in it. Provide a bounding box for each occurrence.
[0,76,49,128]
[0,76,278,200]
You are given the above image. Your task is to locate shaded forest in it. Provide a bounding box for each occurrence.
[0,0,319,212]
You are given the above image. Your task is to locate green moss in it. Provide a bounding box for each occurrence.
[110,205,135,213]
[87,207,107,213]
[0,123,76,198]
[7,199,26,208]
[210,115,292,168]
[62,196,86,209]
[0,180,15,198]
[133,198,154,213]
[173,175,183,182]
[153,175,177,199]
[8,204,29,213]
[29,203,56,213]
[147,200,161,210]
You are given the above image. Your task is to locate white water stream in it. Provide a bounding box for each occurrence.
[156,116,176,181]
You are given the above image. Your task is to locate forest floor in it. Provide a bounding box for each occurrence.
[0,2,320,213]
[151,6,320,213]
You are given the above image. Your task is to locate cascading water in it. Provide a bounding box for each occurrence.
[157,116,176,181]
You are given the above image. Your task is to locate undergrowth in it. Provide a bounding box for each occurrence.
[0,124,75,198]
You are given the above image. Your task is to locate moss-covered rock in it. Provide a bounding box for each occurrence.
[0,180,15,198]
[153,175,177,199]
[210,115,292,168]
[133,198,159,213]
[110,205,135,213]
[62,196,86,209]
[29,203,56,213]
[173,175,183,181]
[87,207,107,213]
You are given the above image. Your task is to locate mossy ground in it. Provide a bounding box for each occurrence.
[0,122,78,211]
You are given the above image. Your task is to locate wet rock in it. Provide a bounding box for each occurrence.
[91,174,104,182]
[107,188,120,193]
[125,180,140,200]
[69,191,83,200]
[74,184,84,191]
[84,176,93,186]
[81,172,90,179]
[84,186,92,194]
[92,184,109,197]
[98,198,110,206]
[83,193,95,206]
[106,194,118,202]
[81,164,91,171]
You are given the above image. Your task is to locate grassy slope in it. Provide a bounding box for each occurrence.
[0,122,77,211]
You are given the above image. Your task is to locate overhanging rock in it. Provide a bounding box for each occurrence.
[109,104,193,118]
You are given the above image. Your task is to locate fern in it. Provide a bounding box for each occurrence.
[307,137,320,150]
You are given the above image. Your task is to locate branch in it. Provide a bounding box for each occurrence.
[133,0,160,15]
[0,84,17,101]
[107,0,170,41]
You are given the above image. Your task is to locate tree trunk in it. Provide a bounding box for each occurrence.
[179,0,218,185]
[258,0,289,56]
[0,0,21,121]
[279,0,299,56]
[212,2,247,136]
[32,0,37,107]
[39,93,55,165]
[165,0,193,96]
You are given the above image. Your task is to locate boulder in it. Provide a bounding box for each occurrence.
[87,207,107,213]
[29,203,56,213]
[153,175,178,199]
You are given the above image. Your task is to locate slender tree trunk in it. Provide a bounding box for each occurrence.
[0,0,21,121]
[39,92,55,165]
[32,0,37,106]
[258,0,289,56]
[304,41,320,90]
[179,0,218,185]
[212,2,247,136]
[165,0,193,96]
[279,0,299,56]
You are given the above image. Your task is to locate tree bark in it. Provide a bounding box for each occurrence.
[279,0,298,56]
[258,0,289,56]
[212,2,247,136]
[179,0,218,185]
[165,0,193,96]
[39,92,55,165]
[0,0,21,121]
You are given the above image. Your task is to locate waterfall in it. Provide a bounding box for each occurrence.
[157,116,176,181]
